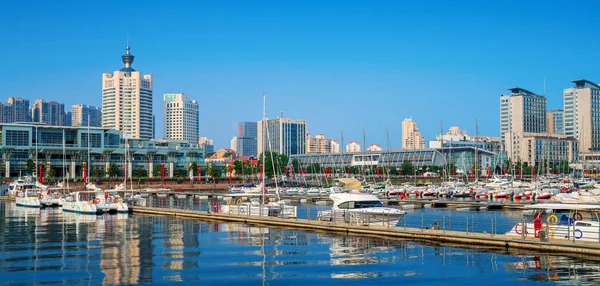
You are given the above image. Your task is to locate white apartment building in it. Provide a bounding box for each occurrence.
[402,118,425,150]
[164,93,199,143]
[367,144,383,152]
[346,141,361,152]
[564,79,600,161]
[102,45,154,139]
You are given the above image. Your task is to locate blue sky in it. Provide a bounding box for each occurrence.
[2,0,600,149]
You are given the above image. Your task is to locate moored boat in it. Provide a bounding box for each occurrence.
[317,192,406,226]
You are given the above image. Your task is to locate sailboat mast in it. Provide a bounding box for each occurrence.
[87,114,90,184]
[261,94,266,209]
[475,117,479,182]
[35,125,38,182]
[62,129,66,187]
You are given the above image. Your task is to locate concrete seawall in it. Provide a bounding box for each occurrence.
[131,206,600,257]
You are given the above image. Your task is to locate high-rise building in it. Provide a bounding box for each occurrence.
[64,111,72,126]
[331,140,340,153]
[257,117,306,156]
[7,97,30,123]
[230,136,238,152]
[72,104,102,127]
[163,93,199,143]
[236,122,258,157]
[547,109,564,135]
[346,141,361,152]
[306,133,339,154]
[0,102,12,123]
[402,118,425,150]
[102,45,153,139]
[31,99,65,126]
[564,79,600,156]
[199,136,214,153]
[500,87,547,143]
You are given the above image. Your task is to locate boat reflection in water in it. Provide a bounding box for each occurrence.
[503,255,600,283]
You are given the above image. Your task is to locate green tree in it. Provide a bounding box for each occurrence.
[400,160,414,176]
[233,160,242,176]
[258,151,288,178]
[46,164,56,179]
[107,163,119,178]
[210,167,221,178]
[174,168,184,178]
[25,158,36,175]
[153,164,162,177]
[189,161,198,173]
[133,167,146,178]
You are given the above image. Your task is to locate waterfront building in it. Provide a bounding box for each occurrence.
[306,133,339,154]
[429,127,502,153]
[345,141,361,153]
[547,109,564,135]
[0,102,12,123]
[199,136,214,153]
[163,93,199,143]
[31,99,65,126]
[72,104,102,127]
[102,45,153,139]
[257,116,306,156]
[402,118,425,150]
[0,123,205,178]
[564,79,600,161]
[236,122,258,157]
[504,133,578,168]
[500,87,547,146]
[230,136,238,152]
[7,97,30,123]
[367,144,383,152]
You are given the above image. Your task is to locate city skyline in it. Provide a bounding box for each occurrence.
[2,1,600,148]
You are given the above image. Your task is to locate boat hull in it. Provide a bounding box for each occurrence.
[62,202,98,214]
[16,197,40,208]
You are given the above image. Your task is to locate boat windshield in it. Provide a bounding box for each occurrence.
[338,200,384,209]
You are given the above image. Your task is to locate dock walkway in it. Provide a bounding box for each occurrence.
[131,206,600,257]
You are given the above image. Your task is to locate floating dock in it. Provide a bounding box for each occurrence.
[131,206,600,257]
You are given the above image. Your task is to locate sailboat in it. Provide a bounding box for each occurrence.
[220,95,297,218]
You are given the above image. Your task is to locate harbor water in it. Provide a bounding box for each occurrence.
[1,201,600,285]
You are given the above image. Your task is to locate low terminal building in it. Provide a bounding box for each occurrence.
[290,146,498,176]
[0,123,207,179]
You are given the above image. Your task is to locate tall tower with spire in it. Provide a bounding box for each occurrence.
[102,44,154,139]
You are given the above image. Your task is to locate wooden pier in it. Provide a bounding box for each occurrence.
[130,205,600,257]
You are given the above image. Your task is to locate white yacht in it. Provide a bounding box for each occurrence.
[8,179,37,197]
[506,203,600,242]
[94,190,129,213]
[15,187,41,208]
[317,192,406,226]
[39,188,65,207]
[62,191,98,214]
[220,194,297,218]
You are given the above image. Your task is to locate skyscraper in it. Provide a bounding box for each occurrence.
[64,111,72,126]
[236,122,258,157]
[163,93,199,143]
[564,79,600,155]
[7,96,30,123]
[72,104,102,127]
[0,102,12,123]
[401,118,425,150]
[500,87,547,161]
[547,109,564,135]
[31,99,65,126]
[257,117,306,156]
[102,45,153,139]
[500,87,547,143]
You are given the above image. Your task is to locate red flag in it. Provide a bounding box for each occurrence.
[503,167,506,176]
[487,166,491,178]
[376,167,380,176]
[260,165,263,180]
[197,165,201,182]
[555,168,558,175]
[347,167,350,176]
[161,163,165,182]
[83,164,87,183]
[326,167,331,178]
[39,164,44,183]
[532,167,535,178]
[471,166,475,178]
[518,167,521,179]
[229,164,232,181]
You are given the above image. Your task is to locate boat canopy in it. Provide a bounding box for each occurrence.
[335,178,362,191]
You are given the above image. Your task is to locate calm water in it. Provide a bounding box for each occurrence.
[1,201,599,286]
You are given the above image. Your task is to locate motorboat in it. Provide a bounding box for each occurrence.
[62,191,98,214]
[317,192,406,226]
[220,193,297,218]
[94,190,129,213]
[39,187,65,207]
[506,203,600,242]
[15,187,41,208]
[8,178,37,197]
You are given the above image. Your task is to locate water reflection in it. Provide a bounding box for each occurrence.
[2,201,600,285]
